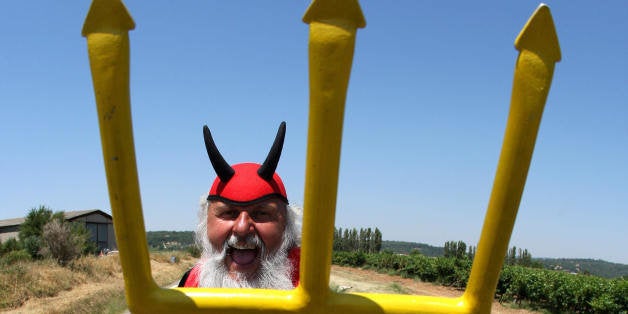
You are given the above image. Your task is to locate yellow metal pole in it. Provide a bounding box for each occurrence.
[463,4,561,313]
[300,0,366,307]
[82,0,157,309]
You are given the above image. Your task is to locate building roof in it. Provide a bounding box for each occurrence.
[0,217,26,228]
[0,209,112,228]
[64,209,112,220]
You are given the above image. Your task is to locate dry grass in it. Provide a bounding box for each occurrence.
[149,251,193,286]
[0,251,195,313]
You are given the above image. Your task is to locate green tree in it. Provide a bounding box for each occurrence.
[444,241,455,258]
[342,228,350,251]
[444,240,468,260]
[456,241,467,259]
[332,227,341,251]
[349,228,358,251]
[373,228,382,253]
[333,226,382,253]
[365,228,372,253]
[506,246,517,265]
[467,245,476,260]
[18,205,63,258]
[358,228,367,252]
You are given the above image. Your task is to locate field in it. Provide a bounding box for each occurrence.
[330,265,536,313]
[2,253,535,313]
[1,252,194,313]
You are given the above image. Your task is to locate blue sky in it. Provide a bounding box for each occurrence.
[1,1,626,264]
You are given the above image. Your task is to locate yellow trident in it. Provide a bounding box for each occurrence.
[83,0,560,313]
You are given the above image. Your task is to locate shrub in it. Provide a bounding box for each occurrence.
[40,220,89,265]
[435,257,456,285]
[18,206,63,259]
[451,258,472,288]
[0,249,32,265]
[187,244,201,258]
[1,238,22,256]
[405,255,438,282]
[589,293,622,313]
[610,279,628,312]
[21,236,42,259]
[332,251,366,267]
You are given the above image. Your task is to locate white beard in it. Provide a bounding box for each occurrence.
[198,234,294,289]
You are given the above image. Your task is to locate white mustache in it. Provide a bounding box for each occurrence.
[226,234,261,250]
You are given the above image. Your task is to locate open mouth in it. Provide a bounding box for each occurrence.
[227,247,259,266]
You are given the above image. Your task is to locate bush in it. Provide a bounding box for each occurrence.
[435,257,456,285]
[187,244,201,258]
[401,255,437,282]
[590,293,622,313]
[0,249,32,265]
[1,238,22,256]
[21,236,42,259]
[610,279,628,312]
[40,220,89,266]
[332,251,366,267]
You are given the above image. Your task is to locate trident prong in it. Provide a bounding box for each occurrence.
[463,4,561,312]
[300,0,366,304]
[82,0,156,305]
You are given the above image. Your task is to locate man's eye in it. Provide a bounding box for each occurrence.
[252,211,271,220]
[220,210,238,219]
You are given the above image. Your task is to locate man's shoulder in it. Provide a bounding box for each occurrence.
[178,263,202,287]
[288,247,300,287]
[288,247,300,261]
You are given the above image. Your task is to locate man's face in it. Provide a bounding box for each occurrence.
[206,198,287,279]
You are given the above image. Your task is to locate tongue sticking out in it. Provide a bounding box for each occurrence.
[231,249,257,265]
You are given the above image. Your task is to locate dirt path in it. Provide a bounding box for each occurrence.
[330,265,536,313]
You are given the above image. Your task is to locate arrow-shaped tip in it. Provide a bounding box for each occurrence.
[82,0,135,37]
[302,0,366,28]
[515,4,561,62]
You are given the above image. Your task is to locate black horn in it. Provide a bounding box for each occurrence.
[203,125,235,182]
[258,121,286,181]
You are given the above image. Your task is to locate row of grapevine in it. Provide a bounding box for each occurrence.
[497,265,627,313]
[331,251,627,313]
[333,251,471,288]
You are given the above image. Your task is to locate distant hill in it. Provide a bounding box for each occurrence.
[381,240,628,279]
[535,258,628,279]
[381,240,443,257]
[146,231,194,250]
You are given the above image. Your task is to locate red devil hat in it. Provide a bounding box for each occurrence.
[204,122,288,205]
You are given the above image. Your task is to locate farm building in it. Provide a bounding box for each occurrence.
[0,209,117,252]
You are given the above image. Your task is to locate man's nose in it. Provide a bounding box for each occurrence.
[232,211,254,237]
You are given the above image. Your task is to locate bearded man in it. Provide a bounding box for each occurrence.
[178,122,302,289]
